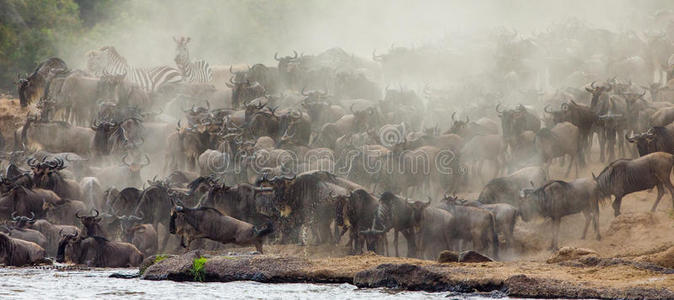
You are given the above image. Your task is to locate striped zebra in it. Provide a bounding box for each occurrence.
[86,46,182,93]
[173,36,213,83]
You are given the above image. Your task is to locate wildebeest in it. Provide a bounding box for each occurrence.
[29,219,79,256]
[0,232,47,266]
[169,204,273,253]
[441,195,519,250]
[407,199,457,260]
[57,232,143,267]
[1,213,48,249]
[75,209,107,237]
[519,178,602,250]
[477,167,547,205]
[94,154,150,188]
[336,189,385,255]
[369,191,418,257]
[496,104,541,151]
[20,117,94,156]
[534,122,585,177]
[593,152,674,216]
[460,134,504,182]
[0,184,60,219]
[17,57,68,107]
[123,223,157,257]
[198,181,273,225]
[428,196,499,258]
[627,123,674,156]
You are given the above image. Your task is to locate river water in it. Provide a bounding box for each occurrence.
[0,267,498,299]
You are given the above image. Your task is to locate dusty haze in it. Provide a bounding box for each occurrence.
[59,0,672,74]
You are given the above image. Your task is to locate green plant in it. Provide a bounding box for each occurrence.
[190,257,207,282]
[154,255,168,264]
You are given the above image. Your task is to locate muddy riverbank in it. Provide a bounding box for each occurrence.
[140,248,674,299]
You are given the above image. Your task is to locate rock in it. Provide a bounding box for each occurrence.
[546,247,598,264]
[142,250,202,280]
[437,250,459,263]
[353,263,447,291]
[458,250,493,263]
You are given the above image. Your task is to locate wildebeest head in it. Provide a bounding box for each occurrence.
[278,110,308,146]
[274,50,299,74]
[117,214,144,241]
[448,112,470,135]
[122,153,150,174]
[408,198,432,226]
[244,100,267,123]
[584,81,612,110]
[518,181,544,222]
[56,230,79,263]
[118,117,144,149]
[11,211,36,228]
[264,174,297,217]
[351,104,376,132]
[76,209,102,235]
[626,130,657,156]
[544,104,565,125]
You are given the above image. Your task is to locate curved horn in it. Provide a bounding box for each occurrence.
[495,103,503,113]
[544,104,553,113]
[350,103,357,114]
[229,65,233,73]
[11,212,17,221]
[451,112,456,121]
[92,209,99,218]
[292,50,298,59]
[75,210,82,219]
[274,52,280,61]
[29,211,35,221]
[591,81,597,89]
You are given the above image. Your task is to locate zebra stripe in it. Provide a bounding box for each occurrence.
[96,46,182,92]
[177,59,213,83]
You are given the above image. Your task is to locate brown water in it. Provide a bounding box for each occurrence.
[0,267,498,299]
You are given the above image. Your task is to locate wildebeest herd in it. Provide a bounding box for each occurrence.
[4,20,674,267]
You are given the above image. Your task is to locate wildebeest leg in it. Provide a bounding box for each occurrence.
[651,184,665,213]
[607,127,616,162]
[255,241,264,254]
[393,230,399,257]
[611,195,623,217]
[401,229,416,258]
[580,210,591,240]
[598,129,606,162]
[564,154,575,178]
[550,218,560,250]
[592,204,601,240]
[653,181,674,212]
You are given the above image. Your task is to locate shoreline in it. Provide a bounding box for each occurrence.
[139,250,674,299]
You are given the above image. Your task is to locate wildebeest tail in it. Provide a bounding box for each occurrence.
[254,221,274,238]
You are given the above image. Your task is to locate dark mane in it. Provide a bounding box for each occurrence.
[187,176,212,193]
[186,206,224,216]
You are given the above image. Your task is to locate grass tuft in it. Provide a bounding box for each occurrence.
[191,257,208,282]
